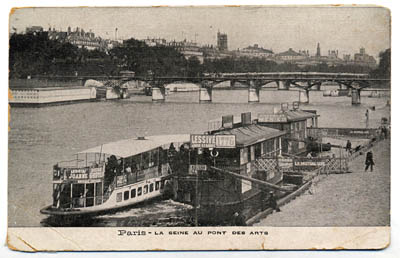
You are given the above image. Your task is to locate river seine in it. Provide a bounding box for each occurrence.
[8,88,390,226]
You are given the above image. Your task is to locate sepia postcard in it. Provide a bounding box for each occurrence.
[7,5,391,251]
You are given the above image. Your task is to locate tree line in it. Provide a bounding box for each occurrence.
[9,32,390,79]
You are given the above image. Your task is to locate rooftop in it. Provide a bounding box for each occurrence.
[78,134,190,158]
[213,124,286,147]
[277,48,303,57]
[258,109,319,123]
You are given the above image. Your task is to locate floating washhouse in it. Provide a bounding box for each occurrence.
[174,112,290,224]
[257,103,319,155]
[9,86,97,107]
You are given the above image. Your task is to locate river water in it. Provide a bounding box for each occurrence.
[8,87,390,227]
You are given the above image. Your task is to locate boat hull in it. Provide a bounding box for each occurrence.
[41,175,170,217]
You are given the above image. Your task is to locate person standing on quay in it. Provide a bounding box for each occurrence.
[268,191,281,212]
[365,109,370,128]
[346,140,352,154]
[365,151,375,172]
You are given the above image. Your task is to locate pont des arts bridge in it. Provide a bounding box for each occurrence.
[21,72,390,105]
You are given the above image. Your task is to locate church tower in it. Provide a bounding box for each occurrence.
[316,43,321,57]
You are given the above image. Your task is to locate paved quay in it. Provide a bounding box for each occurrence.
[255,139,390,227]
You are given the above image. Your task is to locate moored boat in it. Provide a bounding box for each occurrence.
[173,113,292,225]
[40,134,190,218]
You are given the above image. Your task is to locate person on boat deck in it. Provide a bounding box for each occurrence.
[107,155,118,172]
[78,193,85,207]
[168,143,177,157]
[232,212,246,226]
[268,191,281,212]
[365,151,375,172]
[116,158,124,176]
[104,156,118,189]
[346,140,352,153]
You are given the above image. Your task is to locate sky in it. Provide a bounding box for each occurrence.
[9,6,390,58]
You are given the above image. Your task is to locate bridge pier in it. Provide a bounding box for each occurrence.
[277,80,290,90]
[299,89,309,104]
[152,87,166,102]
[248,88,260,102]
[199,87,212,102]
[312,83,321,91]
[230,80,236,88]
[351,89,361,105]
[247,80,260,103]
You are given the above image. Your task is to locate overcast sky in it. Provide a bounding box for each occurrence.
[10,6,390,58]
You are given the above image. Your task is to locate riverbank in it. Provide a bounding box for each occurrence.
[255,138,390,226]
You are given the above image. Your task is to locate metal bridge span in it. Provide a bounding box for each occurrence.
[40,72,390,105]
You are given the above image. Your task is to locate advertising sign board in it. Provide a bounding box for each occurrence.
[190,134,236,148]
[188,164,207,175]
[293,158,326,170]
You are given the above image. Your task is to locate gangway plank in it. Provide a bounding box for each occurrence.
[210,166,292,193]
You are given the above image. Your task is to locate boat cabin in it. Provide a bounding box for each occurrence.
[257,102,319,155]
[178,113,286,207]
[51,135,189,210]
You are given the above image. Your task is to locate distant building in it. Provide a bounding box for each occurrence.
[237,44,274,59]
[46,26,119,51]
[343,54,351,61]
[217,31,228,51]
[25,26,44,34]
[298,50,310,57]
[328,50,339,59]
[316,43,321,57]
[165,39,205,64]
[143,37,167,47]
[354,47,377,67]
[276,48,305,62]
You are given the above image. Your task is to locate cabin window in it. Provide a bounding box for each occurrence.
[240,148,248,165]
[250,146,255,161]
[149,183,154,192]
[160,180,165,190]
[151,149,159,167]
[247,147,251,162]
[116,192,122,202]
[215,148,239,166]
[95,182,102,196]
[72,183,85,208]
[53,183,71,209]
[124,191,129,200]
[85,183,94,207]
[131,155,141,171]
[142,152,150,169]
[95,182,103,205]
[144,185,148,194]
[155,181,160,190]
[255,143,261,158]
[131,189,136,198]
[138,187,142,196]
[159,149,167,164]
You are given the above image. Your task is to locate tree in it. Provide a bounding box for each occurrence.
[376,49,390,78]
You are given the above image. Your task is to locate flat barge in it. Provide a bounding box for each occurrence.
[9,86,97,107]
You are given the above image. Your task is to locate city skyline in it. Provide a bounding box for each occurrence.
[10,6,390,58]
